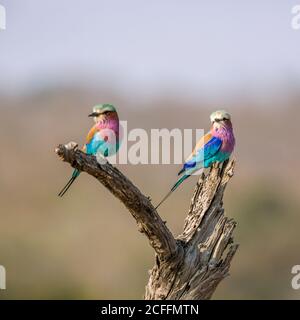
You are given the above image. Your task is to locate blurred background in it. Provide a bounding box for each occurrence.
[0,0,300,299]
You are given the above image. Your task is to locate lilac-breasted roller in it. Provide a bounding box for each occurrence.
[58,104,120,197]
[155,110,235,209]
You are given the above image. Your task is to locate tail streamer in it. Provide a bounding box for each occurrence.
[58,169,80,197]
[155,174,190,210]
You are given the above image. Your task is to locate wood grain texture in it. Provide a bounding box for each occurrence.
[55,142,238,300]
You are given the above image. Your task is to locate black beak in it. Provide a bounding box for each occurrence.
[88,112,99,117]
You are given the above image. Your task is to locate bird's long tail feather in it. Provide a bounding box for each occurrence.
[155,174,190,210]
[154,189,173,210]
[58,170,80,197]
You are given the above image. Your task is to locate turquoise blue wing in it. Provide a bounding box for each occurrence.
[86,132,106,155]
[183,136,222,172]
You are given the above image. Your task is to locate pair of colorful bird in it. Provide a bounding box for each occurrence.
[58,105,235,209]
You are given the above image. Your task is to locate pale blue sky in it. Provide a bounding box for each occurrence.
[0,0,299,97]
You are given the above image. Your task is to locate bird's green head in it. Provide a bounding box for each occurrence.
[88,104,117,122]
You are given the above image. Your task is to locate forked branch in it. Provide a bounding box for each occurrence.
[55,142,238,300]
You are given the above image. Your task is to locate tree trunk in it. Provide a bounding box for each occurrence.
[55,142,238,300]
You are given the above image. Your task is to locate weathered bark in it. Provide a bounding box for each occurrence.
[55,142,238,300]
[145,159,238,300]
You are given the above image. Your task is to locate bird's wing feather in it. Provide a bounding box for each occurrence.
[202,136,222,160]
[85,125,106,155]
[179,134,222,174]
[185,132,213,162]
[85,125,99,144]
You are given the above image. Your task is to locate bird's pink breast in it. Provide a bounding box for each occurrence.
[97,116,119,133]
[212,123,235,154]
